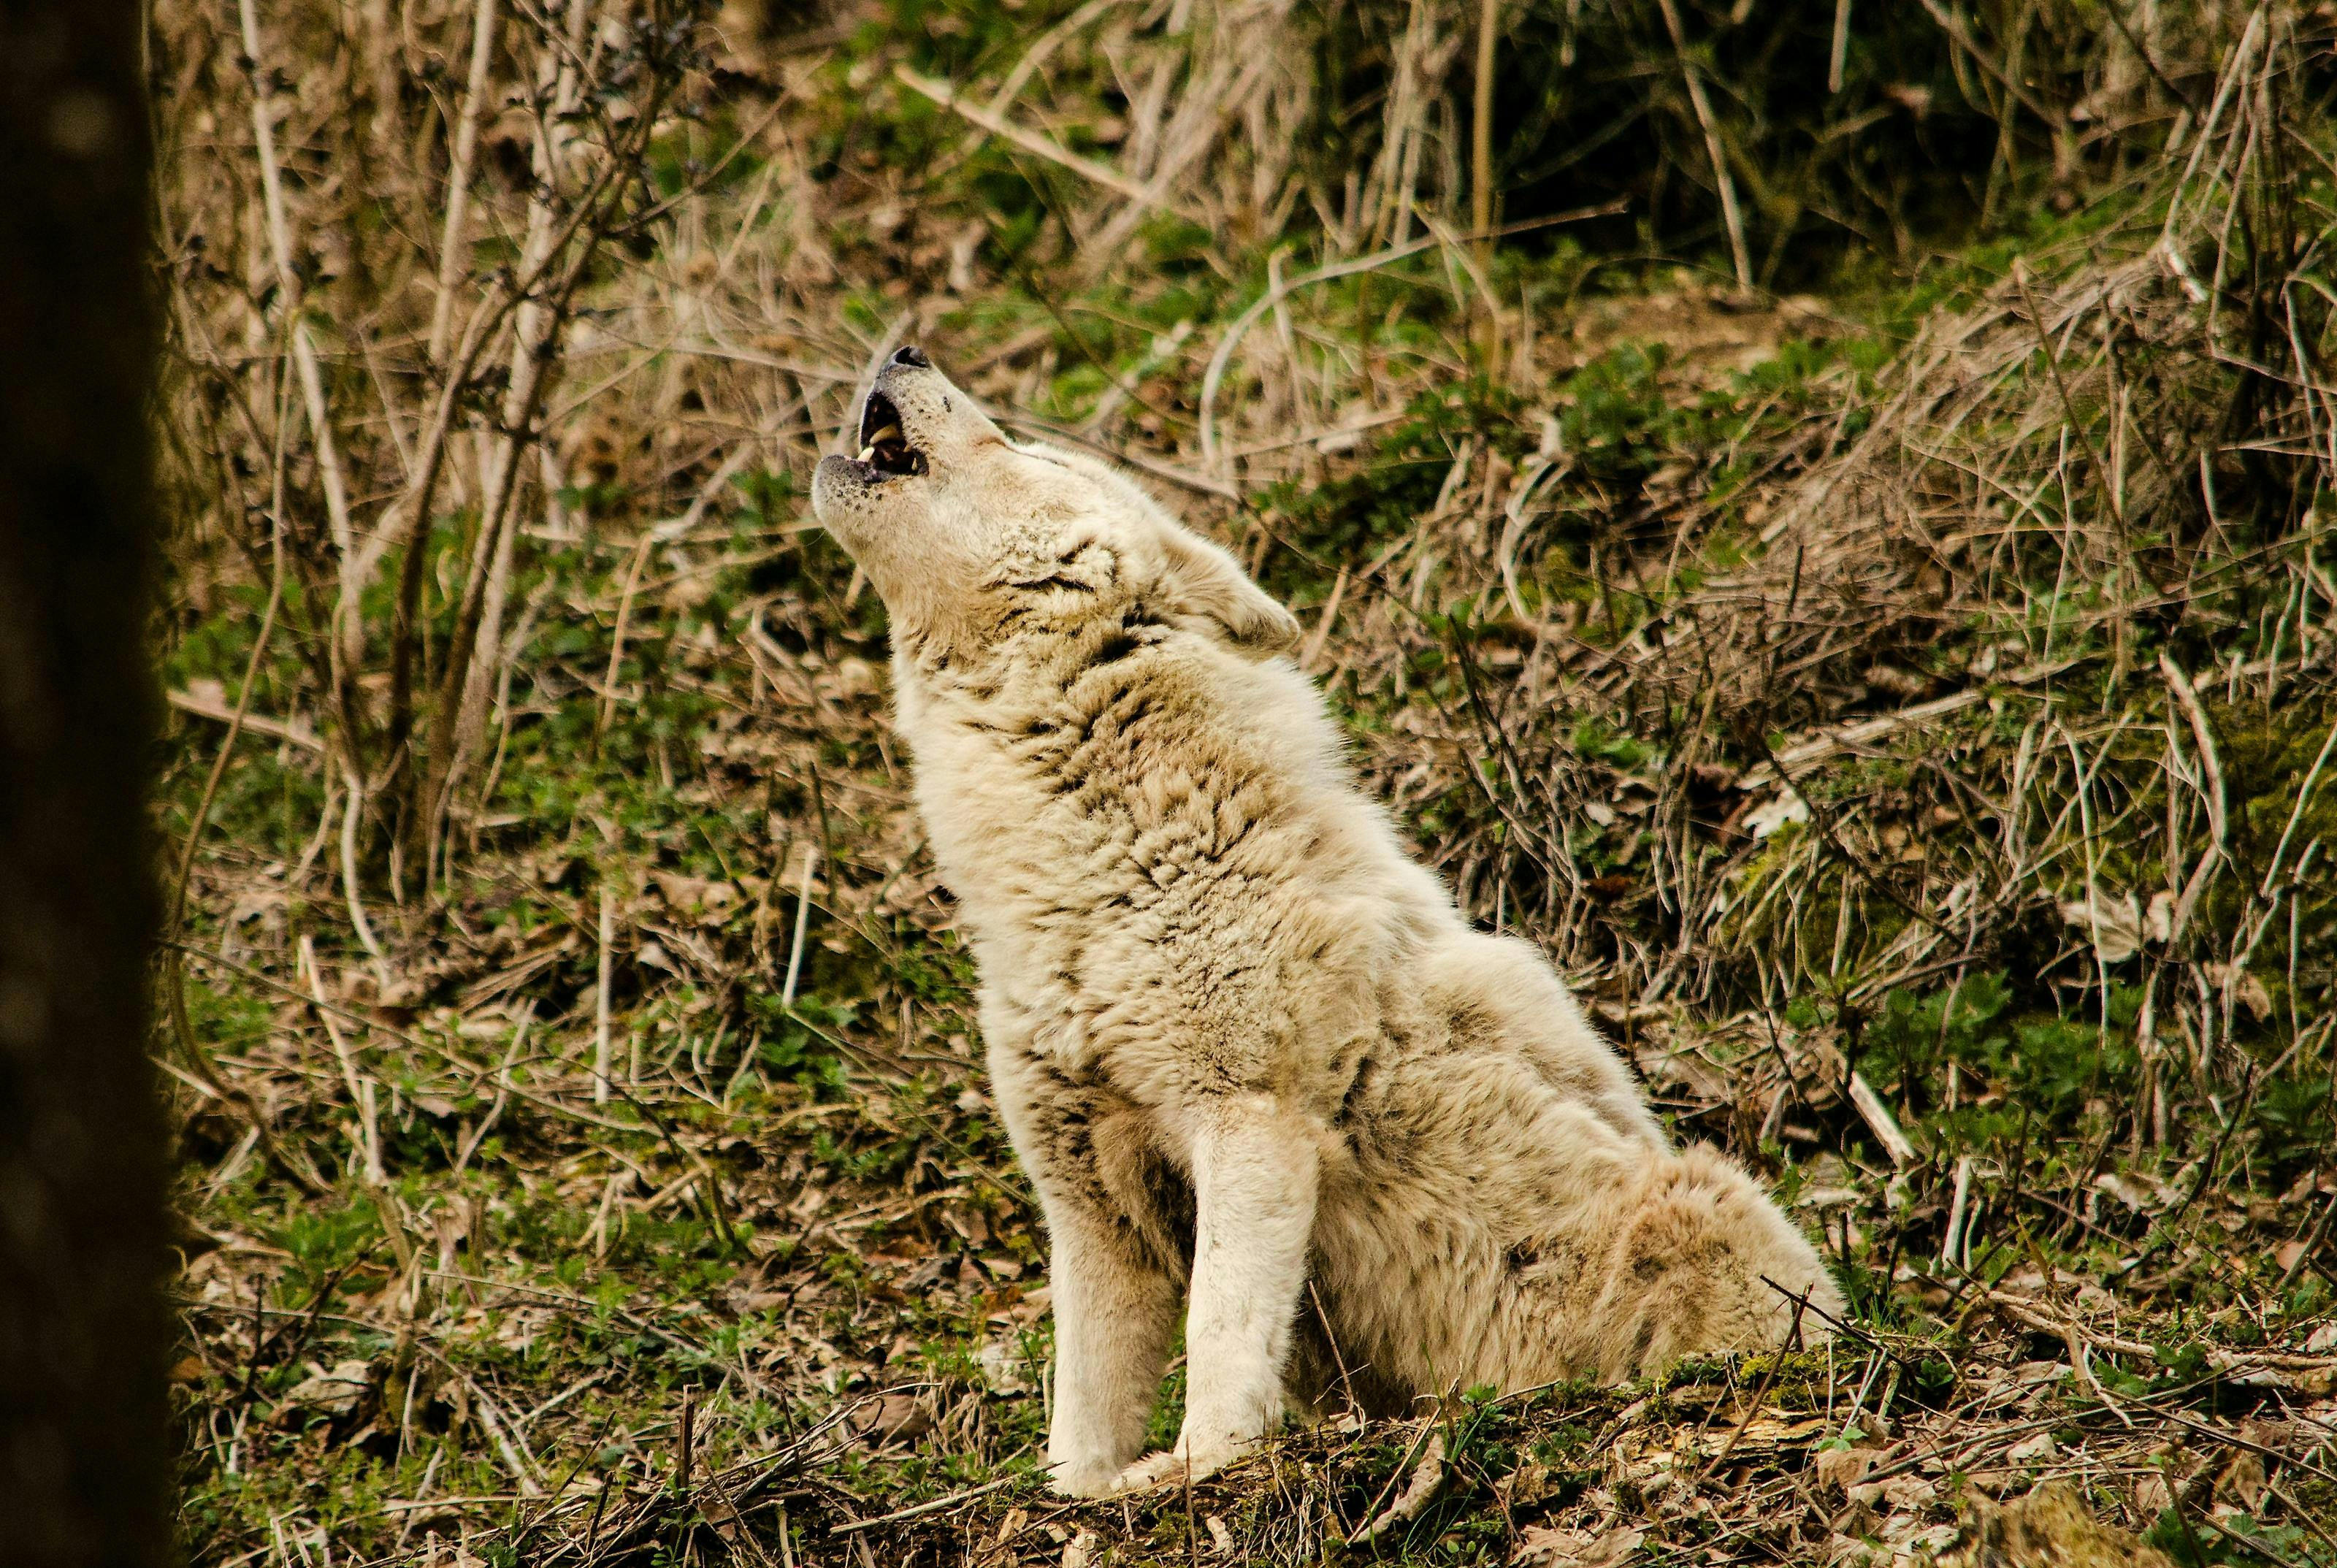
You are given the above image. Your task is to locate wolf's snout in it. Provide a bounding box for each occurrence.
[889,343,931,369]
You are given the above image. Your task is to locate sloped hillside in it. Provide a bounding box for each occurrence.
[152,2,2336,1562]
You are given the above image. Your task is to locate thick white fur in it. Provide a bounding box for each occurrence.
[811,356,1842,1498]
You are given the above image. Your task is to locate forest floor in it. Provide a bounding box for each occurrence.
[150,3,2337,1564]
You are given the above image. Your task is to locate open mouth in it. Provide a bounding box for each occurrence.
[856,391,927,478]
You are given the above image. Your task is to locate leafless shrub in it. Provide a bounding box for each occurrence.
[157,0,712,914]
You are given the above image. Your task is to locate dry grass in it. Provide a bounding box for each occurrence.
[151,1,2337,1564]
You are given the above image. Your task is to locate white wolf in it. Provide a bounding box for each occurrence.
[811,348,1841,1498]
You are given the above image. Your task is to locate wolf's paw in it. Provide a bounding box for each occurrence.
[1104,1439,1245,1494]
[1106,1450,1196,1494]
[1107,1448,1196,1495]
[1047,1458,1126,1499]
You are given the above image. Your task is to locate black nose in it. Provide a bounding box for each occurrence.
[889,343,930,369]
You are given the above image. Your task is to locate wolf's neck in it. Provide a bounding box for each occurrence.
[904,653,1461,971]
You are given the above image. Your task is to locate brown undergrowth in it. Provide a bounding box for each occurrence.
[152,1,2336,1563]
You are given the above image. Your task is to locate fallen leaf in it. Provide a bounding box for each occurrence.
[2059,892,2141,963]
[697,1483,744,1541]
[1351,1431,1445,1545]
[1824,1531,1877,1566]
[283,1358,371,1417]
[2003,1430,2058,1466]
[651,871,737,911]
[976,1334,1036,1394]
[1499,1457,1558,1510]
[855,1391,933,1444]
[1813,1448,1870,1495]
[492,1307,546,1353]
[1882,1475,1938,1513]
[2216,1423,2277,1511]
[1514,1523,1643,1568]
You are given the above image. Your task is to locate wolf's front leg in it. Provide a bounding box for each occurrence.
[1045,1207,1182,1496]
[1112,1097,1321,1492]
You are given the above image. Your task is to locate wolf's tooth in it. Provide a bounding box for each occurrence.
[869,422,903,444]
[858,444,876,462]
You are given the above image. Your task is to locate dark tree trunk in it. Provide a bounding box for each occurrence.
[0,4,172,1566]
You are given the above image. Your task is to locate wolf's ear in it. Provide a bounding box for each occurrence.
[1155,527,1300,655]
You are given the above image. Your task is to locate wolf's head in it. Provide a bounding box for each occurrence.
[811,348,1297,668]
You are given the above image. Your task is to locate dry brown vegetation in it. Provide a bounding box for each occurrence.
[150,1,2337,1564]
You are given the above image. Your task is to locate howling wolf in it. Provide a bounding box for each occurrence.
[811,347,1839,1496]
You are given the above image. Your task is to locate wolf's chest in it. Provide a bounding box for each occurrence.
[920,735,1254,937]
